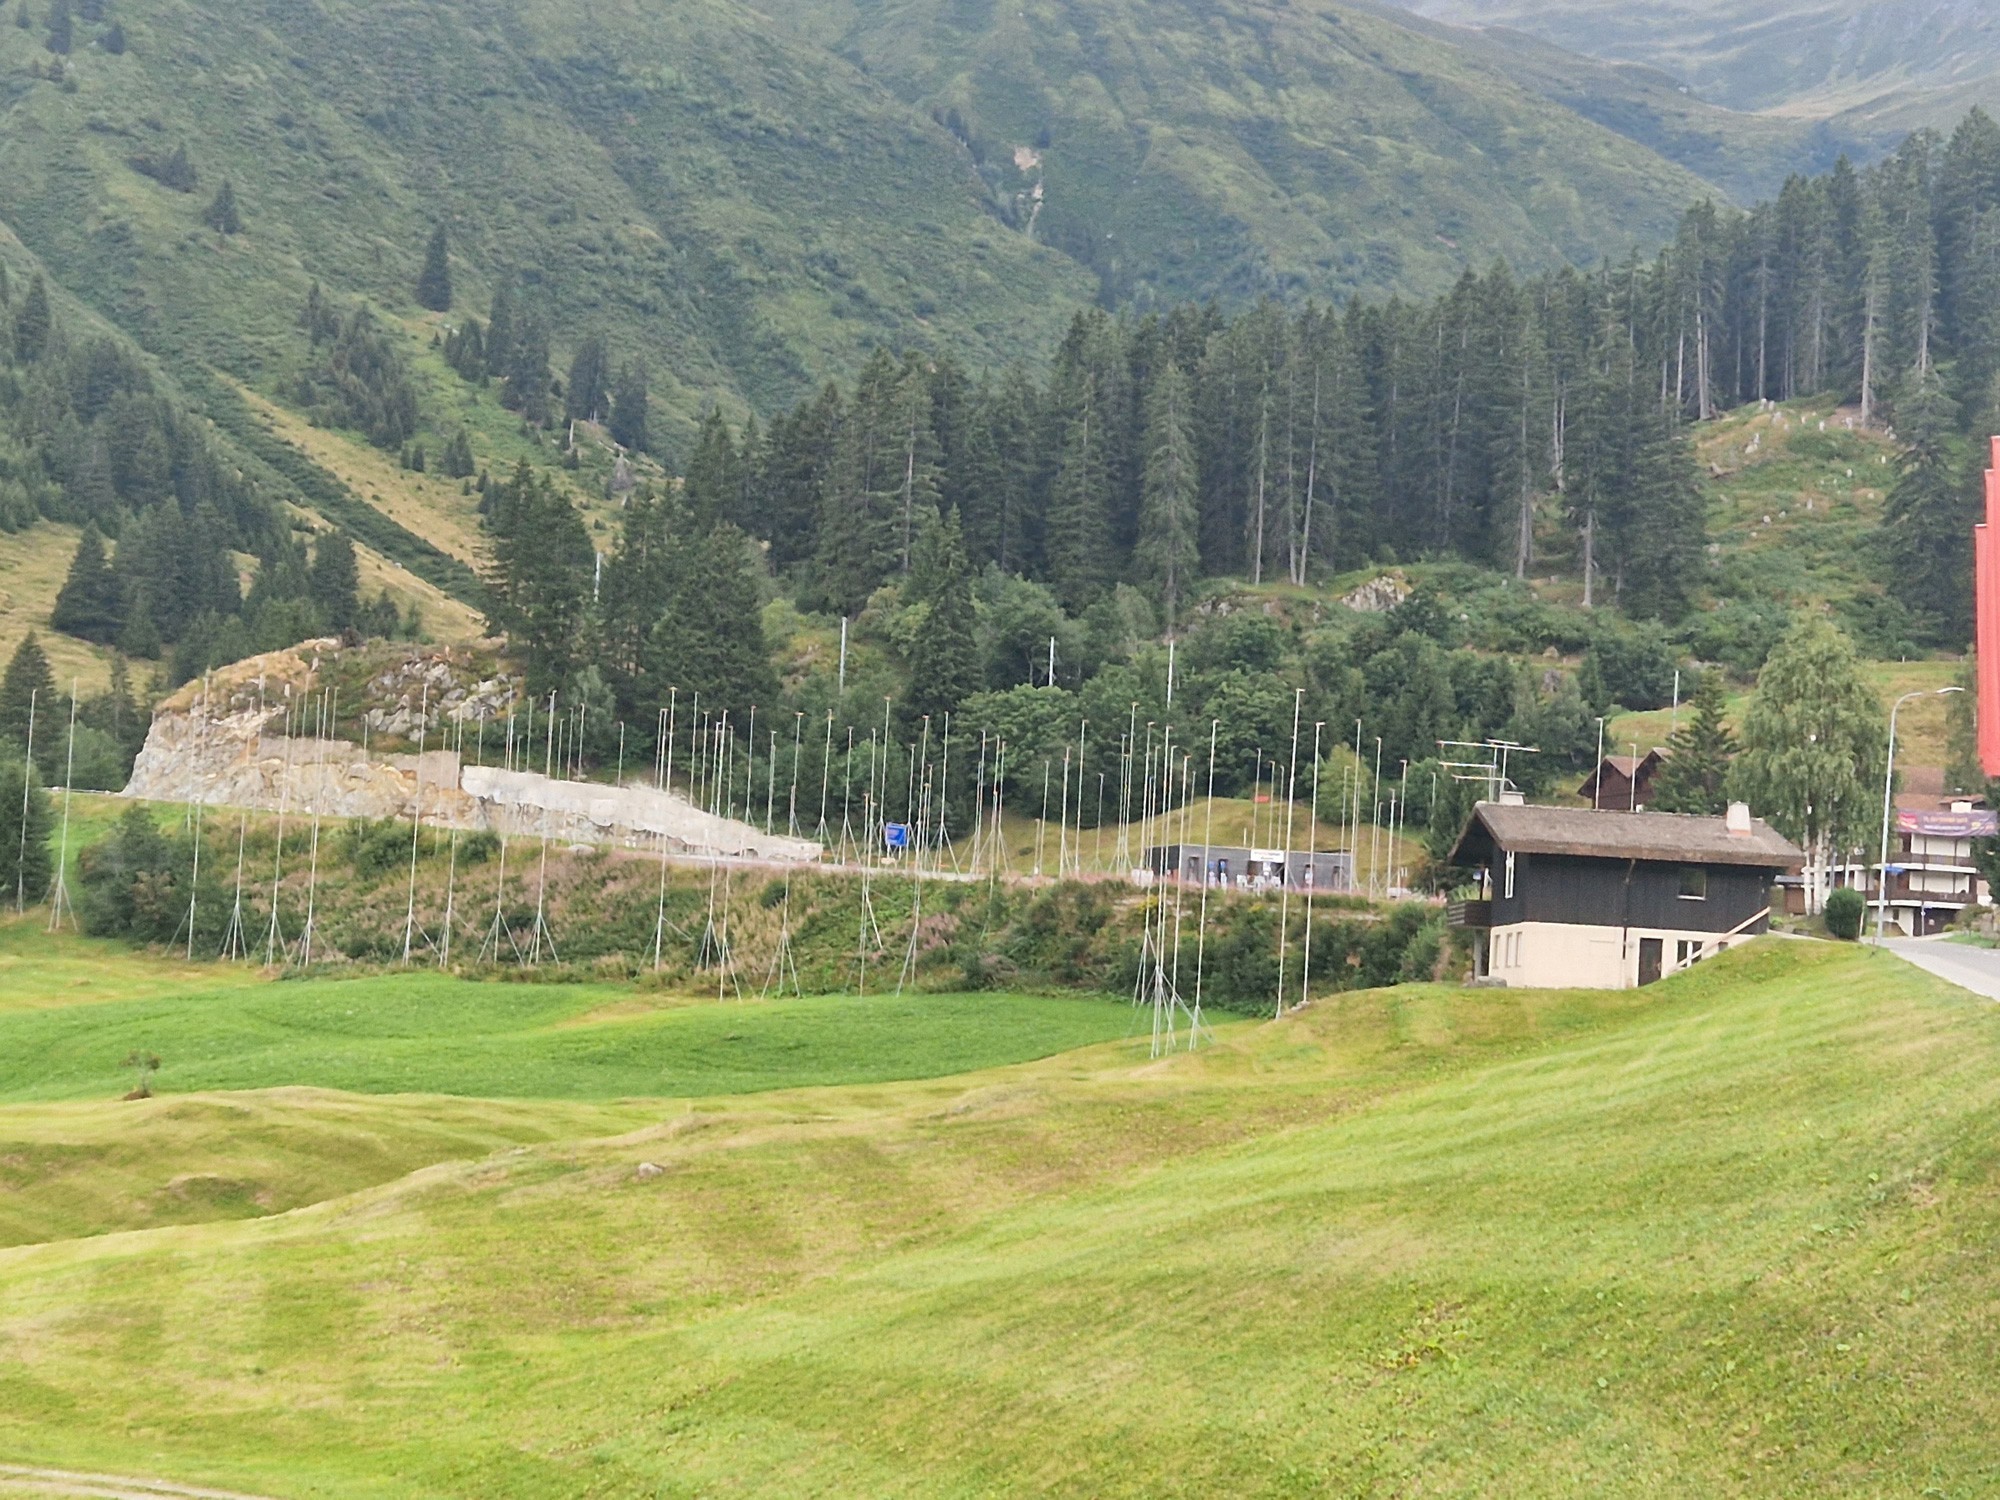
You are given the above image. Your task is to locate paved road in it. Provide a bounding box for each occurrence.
[1882,938,2000,1002]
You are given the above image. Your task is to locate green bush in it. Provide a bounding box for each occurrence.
[1824,886,1866,941]
[343,818,413,880]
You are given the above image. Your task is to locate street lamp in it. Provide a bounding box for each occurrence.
[1876,686,1965,944]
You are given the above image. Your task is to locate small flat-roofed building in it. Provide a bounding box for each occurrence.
[1144,843,1354,893]
[1446,799,1802,989]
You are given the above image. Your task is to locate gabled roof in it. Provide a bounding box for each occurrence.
[1447,802,1803,870]
[1575,748,1668,800]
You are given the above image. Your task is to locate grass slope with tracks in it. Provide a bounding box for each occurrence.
[0,933,1996,1493]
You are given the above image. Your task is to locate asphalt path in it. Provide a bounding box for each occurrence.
[1882,937,2000,1002]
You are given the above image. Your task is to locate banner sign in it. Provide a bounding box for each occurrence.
[1897,810,1998,838]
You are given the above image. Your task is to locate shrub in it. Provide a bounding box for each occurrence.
[1579,623,1679,714]
[1824,886,1866,941]
[343,817,413,879]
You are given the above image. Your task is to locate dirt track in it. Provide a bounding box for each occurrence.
[0,1465,278,1500]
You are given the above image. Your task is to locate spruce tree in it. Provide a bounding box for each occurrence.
[903,510,980,727]
[158,144,197,192]
[485,462,594,692]
[758,384,837,570]
[1044,376,1111,611]
[609,359,649,452]
[117,593,160,659]
[415,224,453,312]
[13,276,50,363]
[100,18,121,51]
[502,314,550,424]
[482,284,515,377]
[0,750,52,908]
[1136,359,1201,631]
[565,334,610,424]
[44,0,67,52]
[202,178,241,235]
[0,632,55,753]
[50,525,123,643]
[443,317,485,381]
[309,531,360,632]
[1616,407,1705,621]
[813,349,903,615]
[639,524,777,720]
[1649,669,1737,815]
[1881,370,1970,644]
[683,408,742,525]
[299,281,338,346]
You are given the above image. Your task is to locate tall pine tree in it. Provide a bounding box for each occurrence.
[309,530,360,632]
[1881,370,1970,644]
[902,510,979,728]
[1044,374,1111,611]
[415,225,453,312]
[609,359,649,452]
[1649,669,1738,815]
[50,525,123,643]
[202,179,241,235]
[1136,359,1200,630]
[0,633,54,753]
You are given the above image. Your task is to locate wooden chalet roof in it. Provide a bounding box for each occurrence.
[1448,802,1803,870]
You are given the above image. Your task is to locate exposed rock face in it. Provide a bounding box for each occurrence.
[123,643,820,863]
[1340,574,1411,614]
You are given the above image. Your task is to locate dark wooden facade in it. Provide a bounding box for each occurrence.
[1487,853,1774,937]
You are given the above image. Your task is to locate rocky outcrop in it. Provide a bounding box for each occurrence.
[124,643,820,863]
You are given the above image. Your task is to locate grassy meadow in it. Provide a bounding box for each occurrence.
[0,928,1997,1494]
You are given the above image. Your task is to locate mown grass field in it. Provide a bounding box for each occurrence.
[0,917,1146,1104]
[0,932,1997,1495]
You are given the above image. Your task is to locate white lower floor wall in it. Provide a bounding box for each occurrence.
[1478,920,1751,990]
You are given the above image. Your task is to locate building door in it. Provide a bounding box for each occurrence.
[1638,938,1663,987]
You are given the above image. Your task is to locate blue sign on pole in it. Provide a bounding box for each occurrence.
[884,822,912,851]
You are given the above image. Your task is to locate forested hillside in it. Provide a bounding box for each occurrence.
[0,0,1893,448]
[627,114,2000,657]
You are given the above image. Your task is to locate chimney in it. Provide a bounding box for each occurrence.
[1725,801,1752,835]
[1499,789,1526,807]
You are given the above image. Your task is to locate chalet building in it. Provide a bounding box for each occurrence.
[1876,804,1996,933]
[1447,798,1801,989]
[1576,748,1668,810]
[1773,768,1996,934]
[1144,843,1354,892]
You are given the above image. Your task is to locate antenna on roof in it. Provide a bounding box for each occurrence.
[1437,739,1541,803]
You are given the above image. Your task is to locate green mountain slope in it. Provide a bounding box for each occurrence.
[1403,0,2000,124]
[0,0,1092,429]
[747,0,1731,307]
[1388,12,1887,203]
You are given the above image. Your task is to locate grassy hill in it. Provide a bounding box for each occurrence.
[0,934,1996,1491]
[0,0,1862,451]
[748,0,1728,308]
[0,0,1093,439]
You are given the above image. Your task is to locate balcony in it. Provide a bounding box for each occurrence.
[1447,898,1492,929]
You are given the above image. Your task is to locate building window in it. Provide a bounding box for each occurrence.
[1504,850,1516,900]
[1678,867,1708,900]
